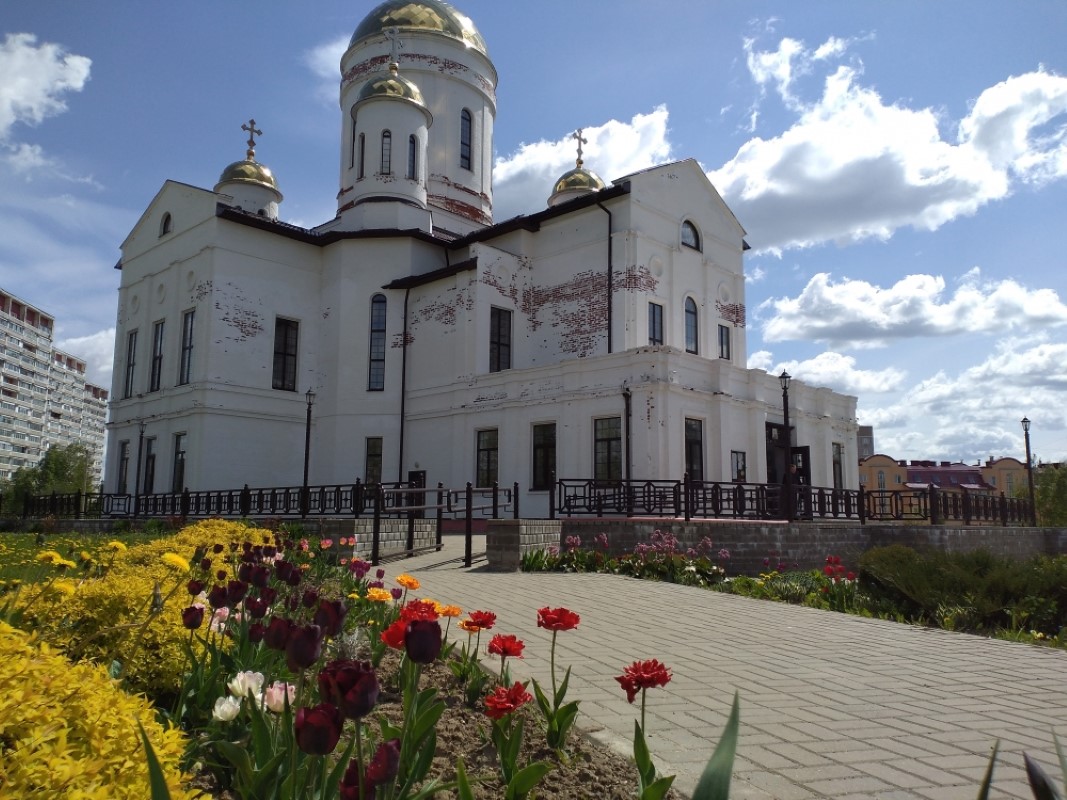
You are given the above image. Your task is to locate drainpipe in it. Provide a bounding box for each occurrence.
[597,201,613,354]
[397,286,411,483]
[622,383,632,483]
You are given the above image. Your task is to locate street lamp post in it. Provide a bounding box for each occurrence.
[779,370,792,521]
[1022,416,1037,526]
[301,389,316,517]
[133,420,146,518]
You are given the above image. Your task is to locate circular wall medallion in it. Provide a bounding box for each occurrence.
[156,284,167,304]
[650,257,664,278]
[130,294,140,313]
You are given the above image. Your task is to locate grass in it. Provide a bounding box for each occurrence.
[0,530,160,585]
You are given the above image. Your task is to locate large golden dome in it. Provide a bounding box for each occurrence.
[350,0,489,58]
[216,159,278,191]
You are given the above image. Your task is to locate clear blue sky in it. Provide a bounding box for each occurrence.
[2,1,1066,465]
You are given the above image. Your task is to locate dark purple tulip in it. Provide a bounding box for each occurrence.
[368,580,384,590]
[186,579,205,597]
[245,597,269,619]
[258,586,278,606]
[301,589,319,609]
[295,703,343,755]
[283,539,295,550]
[242,541,253,553]
[250,565,271,588]
[207,584,229,609]
[318,659,379,720]
[366,738,401,784]
[404,619,442,664]
[181,605,205,630]
[238,563,253,582]
[375,569,386,580]
[286,595,300,612]
[247,622,266,643]
[264,616,292,651]
[263,545,277,558]
[226,580,249,605]
[275,560,295,582]
[199,557,212,571]
[313,598,348,637]
[348,559,370,579]
[286,624,324,671]
[390,587,403,601]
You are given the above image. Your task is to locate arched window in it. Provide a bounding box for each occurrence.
[357,133,366,179]
[381,130,392,175]
[368,294,386,391]
[460,109,472,170]
[349,120,356,169]
[684,297,698,354]
[681,220,701,251]
[407,135,418,180]
[159,213,172,237]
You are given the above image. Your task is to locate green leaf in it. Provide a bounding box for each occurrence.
[554,666,572,708]
[323,734,358,799]
[248,752,288,799]
[530,679,552,718]
[215,739,254,786]
[135,719,173,800]
[505,761,553,800]
[976,741,998,800]
[455,758,476,800]
[640,775,676,800]
[691,691,740,800]
[633,721,657,788]
[1055,732,1067,791]
[1024,752,1063,800]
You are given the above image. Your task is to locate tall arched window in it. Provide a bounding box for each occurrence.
[684,297,698,354]
[357,133,366,179]
[159,213,172,237]
[681,220,701,251]
[407,135,418,180]
[459,109,472,170]
[381,130,392,175]
[368,294,386,391]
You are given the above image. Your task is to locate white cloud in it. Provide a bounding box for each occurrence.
[304,34,349,103]
[760,270,1067,345]
[0,33,91,141]
[747,349,905,394]
[55,328,115,388]
[859,337,1067,462]
[492,107,672,220]
[710,34,1067,254]
[3,141,52,173]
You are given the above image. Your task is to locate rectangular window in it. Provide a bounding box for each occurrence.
[531,422,556,491]
[381,131,392,175]
[476,429,498,487]
[365,437,383,485]
[117,440,130,494]
[718,325,731,360]
[178,309,194,385]
[272,318,299,391]
[123,330,137,398]
[368,296,386,391]
[832,442,844,489]
[149,320,164,392]
[489,307,512,372]
[143,438,156,495]
[731,450,747,482]
[648,303,663,346]
[594,417,622,482]
[172,433,186,493]
[684,418,704,482]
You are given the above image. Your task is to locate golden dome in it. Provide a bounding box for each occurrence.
[355,66,430,116]
[552,166,605,195]
[216,159,278,192]
[350,0,489,58]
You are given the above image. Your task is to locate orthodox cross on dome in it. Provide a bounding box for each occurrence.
[385,26,404,68]
[241,118,262,160]
[572,129,587,167]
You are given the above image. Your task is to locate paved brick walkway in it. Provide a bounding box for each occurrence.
[390,536,1066,799]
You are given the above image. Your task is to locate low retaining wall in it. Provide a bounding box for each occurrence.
[486,518,1067,574]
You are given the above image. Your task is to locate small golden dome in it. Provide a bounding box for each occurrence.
[552,167,605,195]
[351,0,489,58]
[216,159,278,191]
[355,68,429,112]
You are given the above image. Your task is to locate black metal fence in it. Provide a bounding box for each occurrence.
[552,477,1033,527]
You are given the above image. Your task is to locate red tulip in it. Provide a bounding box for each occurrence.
[295,703,343,755]
[537,606,580,631]
[615,659,672,704]
[485,681,533,719]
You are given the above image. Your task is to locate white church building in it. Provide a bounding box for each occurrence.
[105,0,859,517]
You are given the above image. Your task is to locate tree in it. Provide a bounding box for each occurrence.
[3,443,94,513]
[1033,464,1067,527]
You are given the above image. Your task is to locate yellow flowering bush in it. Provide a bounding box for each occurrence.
[0,622,200,799]
[22,519,264,696]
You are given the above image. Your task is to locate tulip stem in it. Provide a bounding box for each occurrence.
[355,719,365,800]
[549,630,559,703]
